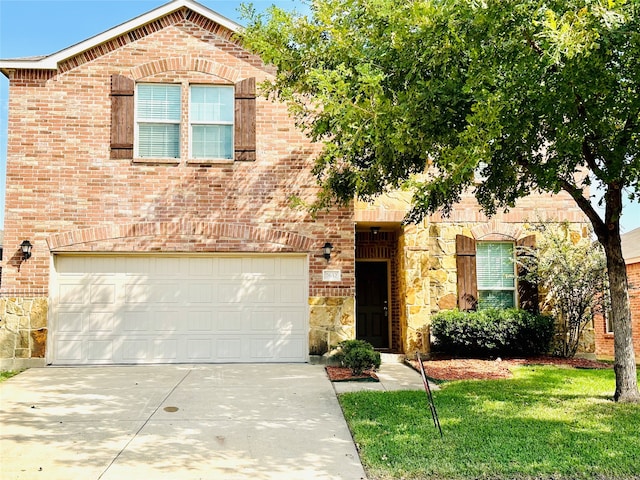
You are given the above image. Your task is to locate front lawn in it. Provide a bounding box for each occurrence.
[0,370,21,382]
[339,366,640,480]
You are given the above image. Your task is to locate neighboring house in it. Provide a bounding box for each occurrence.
[0,0,587,369]
[595,227,640,360]
[0,229,3,286]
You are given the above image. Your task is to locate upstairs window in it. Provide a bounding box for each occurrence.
[111,75,256,162]
[476,242,516,309]
[136,84,181,158]
[190,85,234,159]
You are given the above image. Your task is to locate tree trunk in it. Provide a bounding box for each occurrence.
[602,234,640,402]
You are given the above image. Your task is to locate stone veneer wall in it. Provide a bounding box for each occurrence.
[398,222,469,355]
[0,297,48,370]
[397,220,596,357]
[308,297,355,355]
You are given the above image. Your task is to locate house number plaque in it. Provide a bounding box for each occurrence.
[322,270,342,282]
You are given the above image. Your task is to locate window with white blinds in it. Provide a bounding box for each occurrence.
[190,86,234,159]
[476,242,516,309]
[136,84,181,158]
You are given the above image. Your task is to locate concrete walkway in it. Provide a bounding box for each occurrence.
[0,364,366,480]
[331,360,436,394]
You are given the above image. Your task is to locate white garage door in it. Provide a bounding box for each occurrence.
[49,255,309,364]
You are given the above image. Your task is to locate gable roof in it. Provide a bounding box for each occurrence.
[0,0,241,75]
[621,227,640,264]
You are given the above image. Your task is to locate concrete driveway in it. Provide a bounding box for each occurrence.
[0,364,366,480]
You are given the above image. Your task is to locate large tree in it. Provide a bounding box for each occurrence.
[242,0,640,401]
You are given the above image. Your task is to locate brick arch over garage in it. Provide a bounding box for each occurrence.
[131,56,242,82]
[47,222,314,252]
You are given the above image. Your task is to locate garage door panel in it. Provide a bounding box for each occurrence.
[187,283,216,303]
[186,338,213,360]
[188,257,216,276]
[187,311,216,332]
[51,255,309,364]
[251,311,276,331]
[90,284,116,304]
[55,339,84,361]
[154,311,182,332]
[280,257,306,277]
[250,337,276,359]
[275,310,307,333]
[216,338,243,360]
[86,340,113,361]
[57,312,84,332]
[218,308,244,332]
[250,257,276,275]
[218,258,248,277]
[279,281,307,303]
[88,312,113,332]
[273,335,307,361]
[59,283,87,305]
[122,339,149,361]
[152,339,178,361]
[122,311,150,332]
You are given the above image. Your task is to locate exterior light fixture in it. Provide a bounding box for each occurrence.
[322,242,333,261]
[20,240,33,261]
[370,226,381,235]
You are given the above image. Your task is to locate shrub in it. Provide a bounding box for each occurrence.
[431,309,554,357]
[518,223,609,357]
[333,339,381,375]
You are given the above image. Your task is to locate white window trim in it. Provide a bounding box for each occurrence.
[134,83,182,159]
[188,84,235,161]
[476,241,517,309]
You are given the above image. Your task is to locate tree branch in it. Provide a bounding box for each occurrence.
[523,30,545,57]
[559,177,608,242]
[582,137,605,179]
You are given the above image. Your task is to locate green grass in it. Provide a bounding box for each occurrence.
[339,366,640,480]
[0,370,21,382]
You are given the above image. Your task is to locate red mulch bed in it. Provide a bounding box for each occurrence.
[326,366,379,382]
[407,356,612,381]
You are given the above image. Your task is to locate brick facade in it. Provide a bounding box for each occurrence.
[595,262,640,360]
[0,0,592,366]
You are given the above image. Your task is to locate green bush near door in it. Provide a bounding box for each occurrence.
[431,309,554,357]
[333,339,382,375]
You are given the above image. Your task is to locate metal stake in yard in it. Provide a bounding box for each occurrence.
[416,351,443,438]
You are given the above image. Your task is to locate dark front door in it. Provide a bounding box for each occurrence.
[356,261,389,348]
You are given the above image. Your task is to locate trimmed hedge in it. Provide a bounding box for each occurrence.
[431,309,554,357]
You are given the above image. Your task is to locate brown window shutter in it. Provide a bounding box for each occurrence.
[110,74,134,159]
[516,235,539,313]
[234,77,256,161]
[456,235,478,311]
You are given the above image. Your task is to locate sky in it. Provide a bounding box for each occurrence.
[0,0,639,234]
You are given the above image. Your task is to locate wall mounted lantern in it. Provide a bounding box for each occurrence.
[20,240,33,261]
[370,226,381,235]
[322,242,333,261]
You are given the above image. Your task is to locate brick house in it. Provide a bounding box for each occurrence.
[0,0,588,369]
[595,227,640,360]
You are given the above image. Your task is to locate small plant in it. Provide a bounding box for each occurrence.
[333,339,381,375]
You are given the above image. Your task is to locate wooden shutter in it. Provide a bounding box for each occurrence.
[234,77,256,161]
[516,235,539,313]
[110,75,134,159]
[456,235,478,311]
